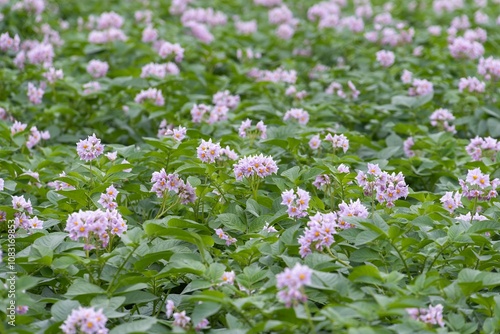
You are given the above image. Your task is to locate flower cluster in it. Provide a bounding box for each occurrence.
[456,212,487,222]
[27,82,45,105]
[215,228,237,245]
[376,50,395,67]
[401,69,413,83]
[404,137,415,157]
[157,41,184,62]
[298,212,337,257]
[406,304,445,327]
[408,78,433,96]
[283,108,309,125]
[141,26,158,42]
[48,172,76,191]
[150,169,197,204]
[60,307,108,334]
[220,271,236,285]
[76,134,104,161]
[247,67,297,83]
[440,191,463,214]
[459,168,499,201]
[356,163,409,207]
[88,12,127,44]
[65,209,127,249]
[190,104,229,124]
[26,126,50,149]
[336,199,369,229]
[134,88,164,106]
[325,81,360,100]
[11,120,27,134]
[276,263,312,307]
[213,90,240,110]
[466,136,500,161]
[325,133,349,153]
[158,120,187,141]
[458,76,485,93]
[98,185,118,210]
[233,155,278,180]
[281,188,310,218]
[165,300,209,330]
[43,67,64,84]
[0,32,21,52]
[197,139,221,163]
[235,19,258,35]
[313,174,331,189]
[478,56,500,81]
[430,108,456,133]
[285,85,308,100]
[88,26,127,44]
[83,81,101,95]
[140,62,179,78]
[238,119,267,139]
[448,37,484,60]
[26,43,54,66]
[87,59,109,78]
[12,195,43,231]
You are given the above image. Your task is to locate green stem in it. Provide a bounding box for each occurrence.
[425,243,451,273]
[389,241,410,279]
[89,160,94,189]
[302,297,317,334]
[326,247,352,268]
[107,244,139,295]
[474,244,486,270]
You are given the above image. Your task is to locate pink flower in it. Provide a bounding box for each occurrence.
[309,135,321,150]
[406,304,445,327]
[134,88,164,106]
[214,228,237,245]
[235,20,257,35]
[142,26,158,42]
[233,155,278,180]
[173,311,191,328]
[165,300,175,318]
[376,50,395,67]
[440,191,463,213]
[276,263,312,307]
[409,79,433,96]
[458,77,485,93]
[404,137,415,157]
[76,134,104,161]
[430,108,456,133]
[27,83,44,105]
[60,307,108,334]
[197,139,221,163]
[325,133,349,153]
[83,81,101,95]
[282,188,310,218]
[0,32,20,52]
[87,59,109,78]
[220,271,236,285]
[401,69,413,84]
[157,41,184,62]
[43,67,64,84]
[283,108,309,125]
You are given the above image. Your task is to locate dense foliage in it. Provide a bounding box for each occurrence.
[2,0,500,333]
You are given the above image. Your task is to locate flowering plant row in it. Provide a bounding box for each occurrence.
[2,0,500,333]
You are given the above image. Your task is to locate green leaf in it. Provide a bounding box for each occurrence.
[191,302,221,327]
[109,318,157,334]
[348,265,382,283]
[51,300,81,322]
[65,279,105,297]
[281,166,301,183]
